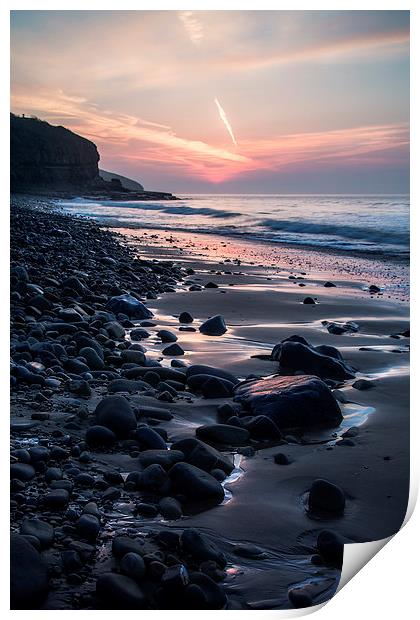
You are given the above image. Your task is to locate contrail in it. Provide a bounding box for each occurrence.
[214,97,237,147]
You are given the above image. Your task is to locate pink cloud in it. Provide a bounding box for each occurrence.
[11,88,408,184]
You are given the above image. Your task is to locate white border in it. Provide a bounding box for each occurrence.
[2,2,417,618]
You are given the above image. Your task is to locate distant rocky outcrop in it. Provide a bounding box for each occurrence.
[10,113,178,200]
[99,169,144,192]
[10,114,100,192]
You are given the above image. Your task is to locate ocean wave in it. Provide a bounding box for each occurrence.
[260,218,409,246]
[61,199,238,219]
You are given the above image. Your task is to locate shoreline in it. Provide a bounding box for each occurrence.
[116,226,409,302]
[10,195,410,610]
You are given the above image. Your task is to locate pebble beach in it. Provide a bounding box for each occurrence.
[10,195,410,610]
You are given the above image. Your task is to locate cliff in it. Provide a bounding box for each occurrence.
[10,114,100,192]
[10,113,178,200]
[99,169,144,191]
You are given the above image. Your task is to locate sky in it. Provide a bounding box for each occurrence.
[10,10,409,193]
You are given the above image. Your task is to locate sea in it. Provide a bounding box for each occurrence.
[58,194,409,260]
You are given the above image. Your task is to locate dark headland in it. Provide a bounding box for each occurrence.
[10,119,409,611]
[10,113,178,200]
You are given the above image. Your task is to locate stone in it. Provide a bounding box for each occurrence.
[112,536,145,559]
[235,374,343,432]
[86,425,117,448]
[352,378,376,390]
[105,294,153,319]
[272,339,355,379]
[157,329,178,343]
[308,479,346,514]
[79,346,105,370]
[171,437,233,475]
[181,529,226,567]
[130,328,151,341]
[323,281,336,288]
[43,488,69,510]
[96,573,148,609]
[135,426,167,450]
[199,315,227,336]
[303,297,316,305]
[61,550,83,573]
[20,518,54,548]
[10,534,49,609]
[186,573,227,609]
[58,307,83,322]
[196,424,250,446]
[138,449,184,469]
[104,321,125,339]
[68,379,92,398]
[76,514,100,541]
[187,374,234,398]
[162,343,184,356]
[158,497,183,520]
[288,588,313,608]
[120,552,146,583]
[161,564,189,590]
[186,364,239,385]
[169,462,225,504]
[102,487,121,502]
[94,395,137,438]
[29,445,50,462]
[179,312,193,323]
[243,414,283,440]
[135,502,158,518]
[139,464,170,494]
[274,452,292,465]
[45,467,62,483]
[108,378,149,393]
[324,321,359,335]
[121,349,146,365]
[11,462,36,481]
[316,529,345,568]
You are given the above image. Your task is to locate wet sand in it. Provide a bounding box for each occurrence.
[108,228,410,608]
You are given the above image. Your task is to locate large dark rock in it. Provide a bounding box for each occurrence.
[271,337,355,379]
[308,479,346,514]
[171,437,233,474]
[187,572,227,609]
[157,329,177,343]
[181,529,226,567]
[120,552,146,583]
[105,294,153,319]
[96,573,148,609]
[11,114,100,191]
[112,536,146,559]
[187,374,235,397]
[316,530,345,568]
[186,365,239,385]
[10,534,49,609]
[138,449,184,469]
[196,424,250,446]
[86,425,117,448]
[169,462,225,504]
[20,519,54,548]
[135,426,167,450]
[94,395,137,438]
[234,374,342,431]
[10,462,36,481]
[199,315,227,336]
[79,346,105,370]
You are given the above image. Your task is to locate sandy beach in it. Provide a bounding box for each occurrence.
[10,197,409,610]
